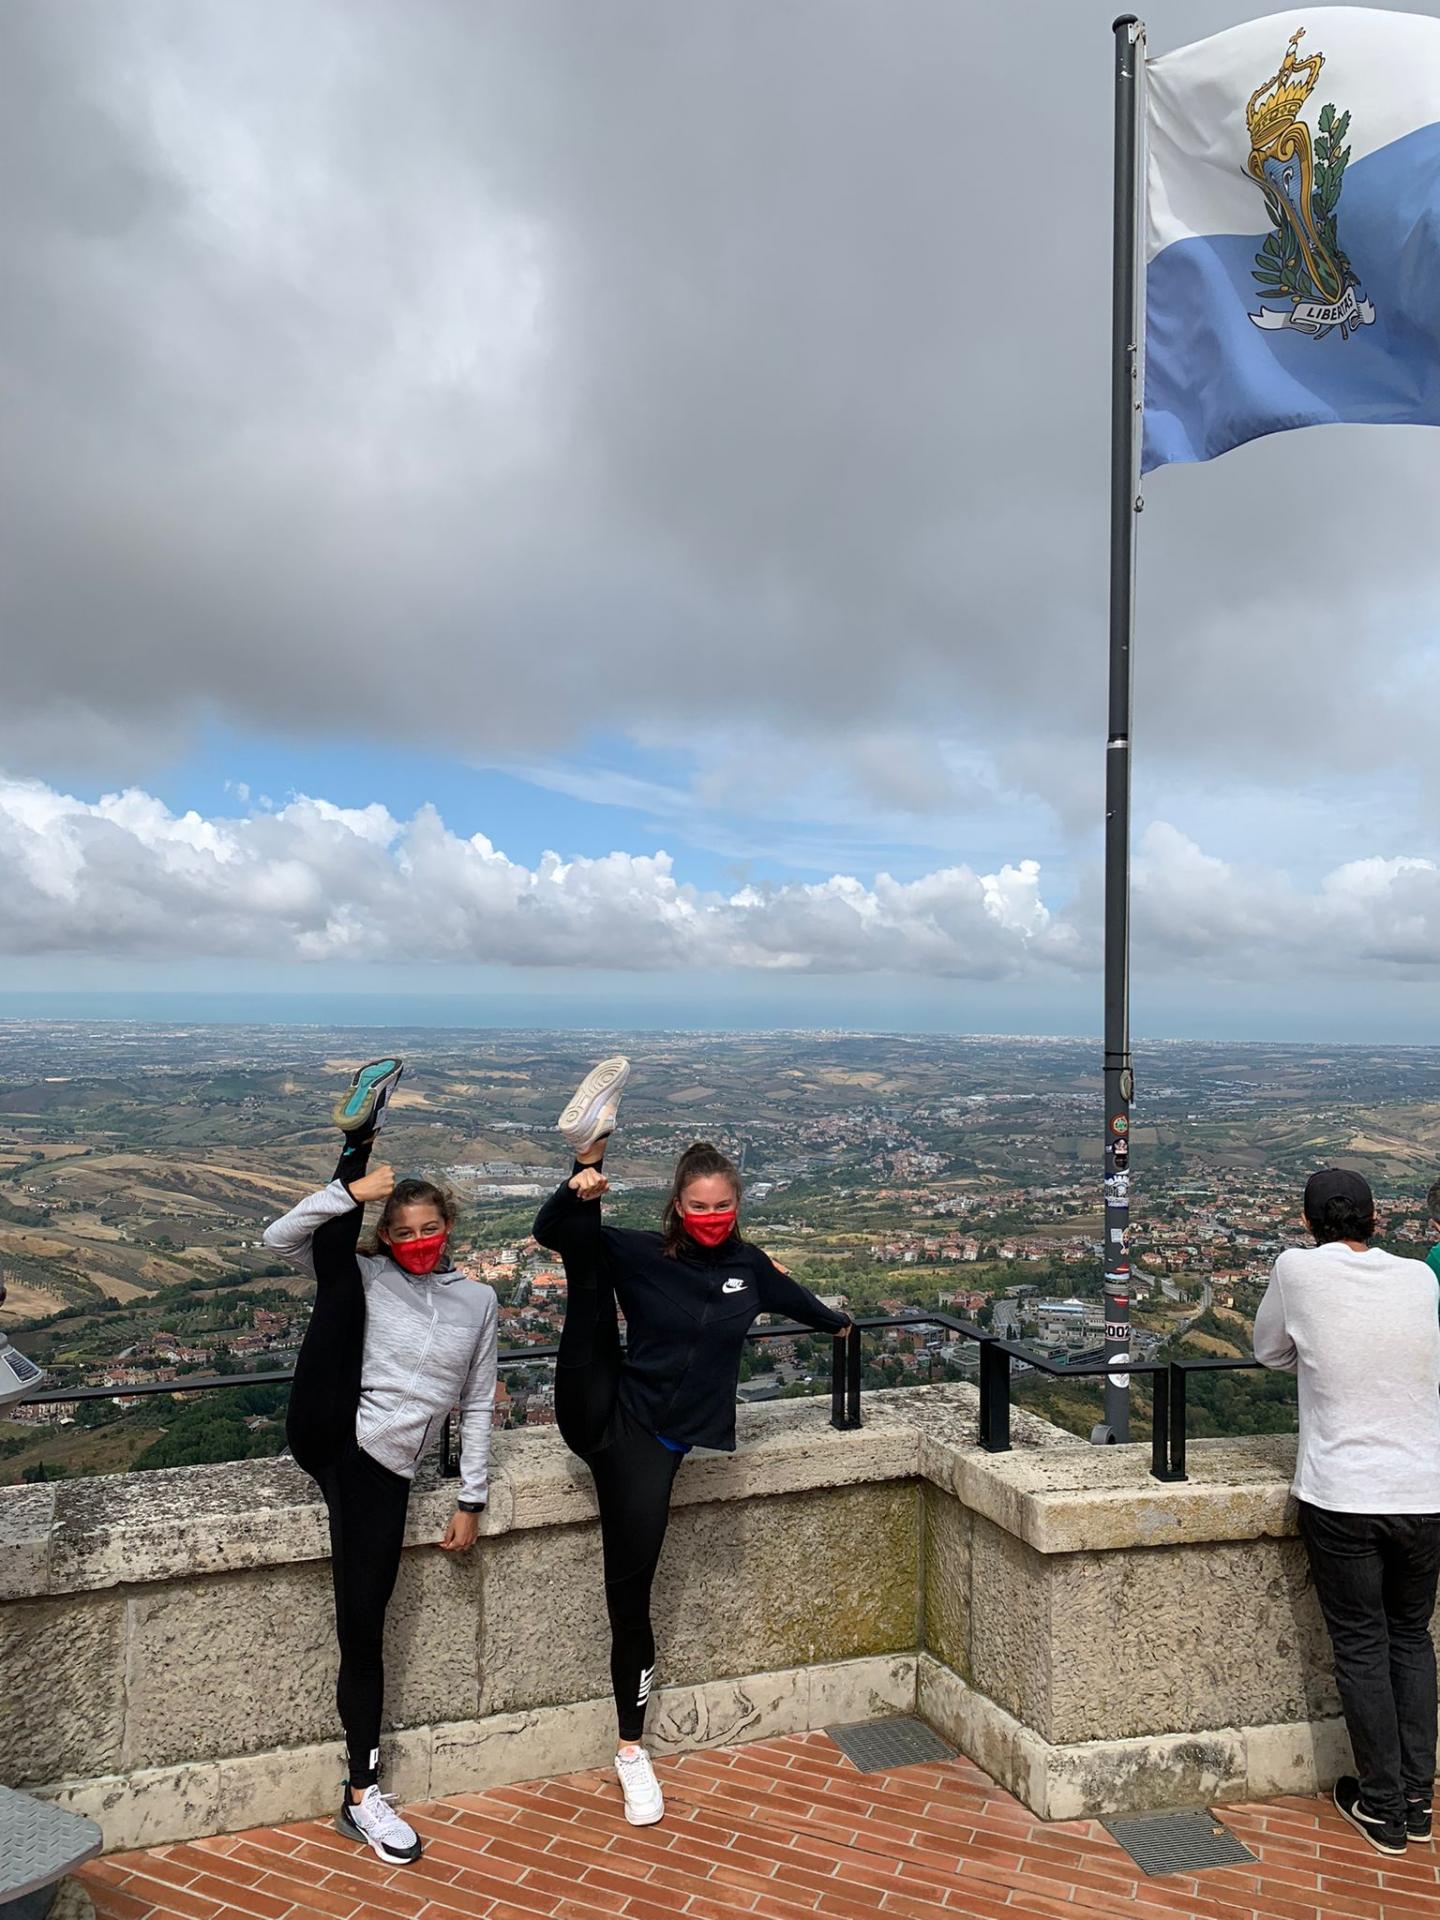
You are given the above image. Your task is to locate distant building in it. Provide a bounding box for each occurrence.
[1033,1298,1106,1343]
[7,1402,72,1427]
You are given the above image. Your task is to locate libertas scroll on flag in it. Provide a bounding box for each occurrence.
[1142,7,1440,471]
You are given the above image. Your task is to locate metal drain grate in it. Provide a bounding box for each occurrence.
[0,1784,103,1902]
[826,1715,958,1773]
[1102,1809,1257,1877]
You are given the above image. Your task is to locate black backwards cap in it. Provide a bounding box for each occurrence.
[1303,1168,1374,1218]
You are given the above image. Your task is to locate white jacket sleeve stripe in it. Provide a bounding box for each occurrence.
[458,1295,499,1507]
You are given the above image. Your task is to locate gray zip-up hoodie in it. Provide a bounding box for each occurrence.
[264,1181,498,1507]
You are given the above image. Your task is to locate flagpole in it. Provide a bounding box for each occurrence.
[1097,15,1144,1444]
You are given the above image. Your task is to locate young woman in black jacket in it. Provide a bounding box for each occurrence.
[532,1058,852,1826]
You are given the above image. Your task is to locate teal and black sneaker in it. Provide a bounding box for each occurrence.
[332,1057,405,1135]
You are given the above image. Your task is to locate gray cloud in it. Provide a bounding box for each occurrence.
[1,0,1437,858]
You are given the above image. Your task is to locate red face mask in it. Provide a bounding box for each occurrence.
[386,1232,448,1276]
[682,1209,736,1249]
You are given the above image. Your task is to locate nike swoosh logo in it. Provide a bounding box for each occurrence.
[722,1278,746,1293]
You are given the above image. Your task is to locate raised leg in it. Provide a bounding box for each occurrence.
[285,1130,375,1478]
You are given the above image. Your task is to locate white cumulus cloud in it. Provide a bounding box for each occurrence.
[2,777,1439,987]
[0,775,1075,978]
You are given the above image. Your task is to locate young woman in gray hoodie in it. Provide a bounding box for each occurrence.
[263,1059,497,1867]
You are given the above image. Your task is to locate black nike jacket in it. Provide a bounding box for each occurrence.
[532,1177,850,1451]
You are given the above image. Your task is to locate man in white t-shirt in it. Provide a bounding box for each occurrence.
[1255,1168,1440,1857]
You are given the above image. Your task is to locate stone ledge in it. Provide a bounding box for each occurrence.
[37,1653,918,1853]
[2,1389,1307,1596]
[925,1433,1302,1555]
[4,1384,1090,1597]
[916,1655,1353,1822]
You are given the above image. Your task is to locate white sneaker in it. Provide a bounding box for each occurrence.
[614,1745,664,1825]
[336,1783,423,1863]
[559,1057,630,1153]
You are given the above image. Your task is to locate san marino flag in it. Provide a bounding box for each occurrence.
[1142,7,1440,471]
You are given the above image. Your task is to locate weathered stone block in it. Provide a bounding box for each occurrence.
[807,1653,917,1728]
[122,1562,335,1769]
[665,1482,920,1683]
[918,1655,1253,1822]
[479,1481,920,1716]
[123,1543,483,1771]
[0,1594,126,1786]
[965,1516,1335,1747]
[431,1699,616,1799]
[50,1461,330,1594]
[0,1483,54,1600]
[648,1666,807,1752]
[1245,1715,1354,1798]
[1043,1533,1335,1744]
[217,1739,347,1836]
[968,1516,1051,1734]
[922,1486,970,1678]
[41,1764,221,1854]
[379,1543,484,1732]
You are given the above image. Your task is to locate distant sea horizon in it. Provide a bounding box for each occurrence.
[0,989,1436,1049]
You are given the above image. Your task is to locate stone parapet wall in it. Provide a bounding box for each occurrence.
[3,1388,1024,1845]
[2,1384,1402,1844]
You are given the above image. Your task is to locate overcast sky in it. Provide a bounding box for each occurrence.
[2,0,1437,1038]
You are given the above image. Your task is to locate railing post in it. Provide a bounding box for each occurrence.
[846,1324,863,1429]
[830,1332,848,1430]
[1150,1364,1179,1481]
[1168,1361,1188,1482]
[978,1338,1011,1453]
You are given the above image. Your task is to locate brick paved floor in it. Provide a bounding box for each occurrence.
[78,1729,1438,1920]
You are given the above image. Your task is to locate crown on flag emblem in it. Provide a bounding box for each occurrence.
[1244,28,1375,339]
[1245,27,1325,147]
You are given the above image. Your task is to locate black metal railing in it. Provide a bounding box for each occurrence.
[822,1312,1272,1482]
[24,1314,1273,1485]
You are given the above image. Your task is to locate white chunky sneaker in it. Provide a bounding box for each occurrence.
[336,1784,423,1864]
[614,1744,664,1826]
[559,1057,630,1153]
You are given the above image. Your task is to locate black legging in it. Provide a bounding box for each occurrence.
[554,1163,684,1743]
[285,1131,410,1789]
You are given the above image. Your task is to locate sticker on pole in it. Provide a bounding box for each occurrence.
[1107,1351,1132,1390]
[1111,1115,1129,1135]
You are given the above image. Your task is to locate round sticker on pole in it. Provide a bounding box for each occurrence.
[1111,1115,1129,1135]
[1107,1351,1132,1391]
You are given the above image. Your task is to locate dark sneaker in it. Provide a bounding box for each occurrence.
[1406,1798,1433,1843]
[1334,1776,1407,1856]
[336,1784,423,1864]
[332,1058,405,1135]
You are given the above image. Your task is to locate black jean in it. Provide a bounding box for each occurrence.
[1299,1501,1440,1822]
[550,1166,685,1743]
[286,1129,411,1788]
